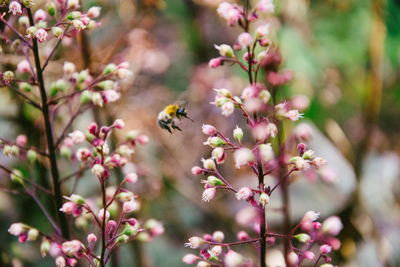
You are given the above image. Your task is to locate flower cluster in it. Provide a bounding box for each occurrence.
[1,1,160,266]
[184,0,342,266]
[7,121,163,266]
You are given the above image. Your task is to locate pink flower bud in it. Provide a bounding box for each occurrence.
[237,32,253,49]
[17,60,30,73]
[87,233,97,243]
[113,119,125,129]
[322,216,343,236]
[123,200,139,213]
[8,223,24,236]
[124,173,138,183]
[191,166,202,175]
[127,218,137,226]
[202,188,216,202]
[287,251,298,265]
[34,9,46,22]
[60,201,76,214]
[257,0,275,13]
[326,237,341,250]
[88,122,98,135]
[63,62,76,75]
[98,208,110,221]
[320,244,332,255]
[304,251,315,260]
[202,124,217,135]
[138,135,149,144]
[103,90,121,103]
[217,2,241,26]
[182,253,198,264]
[212,231,224,242]
[87,6,101,18]
[16,134,27,146]
[224,250,243,267]
[208,57,223,68]
[107,220,117,230]
[237,231,249,241]
[35,28,48,43]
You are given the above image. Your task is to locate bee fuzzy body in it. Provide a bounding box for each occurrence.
[157,104,191,133]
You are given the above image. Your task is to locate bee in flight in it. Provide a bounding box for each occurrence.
[157,104,192,133]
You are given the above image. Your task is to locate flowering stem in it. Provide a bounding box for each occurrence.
[312,254,322,267]
[100,179,107,267]
[257,159,267,267]
[26,8,70,239]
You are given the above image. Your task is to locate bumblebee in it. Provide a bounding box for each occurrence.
[157,104,192,133]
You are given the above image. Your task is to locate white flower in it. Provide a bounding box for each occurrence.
[224,250,243,267]
[68,130,85,144]
[235,187,252,200]
[233,148,254,168]
[202,188,216,202]
[184,237,204,249]
[322,216,343,236]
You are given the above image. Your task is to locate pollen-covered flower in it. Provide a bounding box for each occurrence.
[35,28,48,43]
[9,1,23,15]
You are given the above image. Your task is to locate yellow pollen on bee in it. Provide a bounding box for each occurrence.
[165,105,179,116]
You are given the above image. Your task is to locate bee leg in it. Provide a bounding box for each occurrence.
[165,125,172,134]
[171,122,182,131]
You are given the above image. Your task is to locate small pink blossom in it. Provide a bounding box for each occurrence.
[34,9,46,22]
[182,254,198,264]
[87,6,101,18]
[217,2,241,26]
[237,32,253,49]
[87,233,97,244]
[208,57,223,68]
[60,201,76,214]
[103,90,121,103]
[123,200,139,213]
[304,251,315,260]
[233,148,254,168]
[237,231,249,241]
[191,166,202,175]
[17,60,30,73]
[320,244,332,255]
[16,134,27,146]
[202,124,217,135]
[124,173,138,183]
[322,216,343,236]
[257,0,275,13]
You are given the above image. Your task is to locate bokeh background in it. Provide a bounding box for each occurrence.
[1,0,400,266]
